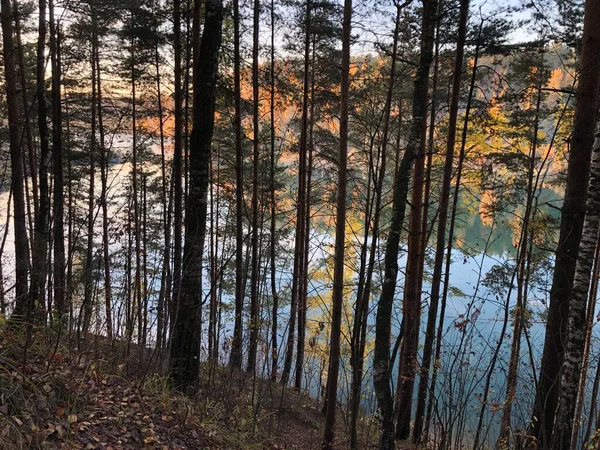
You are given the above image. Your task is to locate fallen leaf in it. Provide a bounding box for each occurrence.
[67,414,78,424]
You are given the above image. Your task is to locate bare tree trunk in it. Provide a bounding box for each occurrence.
[82,44,97,336]
[579,230,600,446]
[31,0,50,323]
[349,8,400,448]
[230,0,244,369]
[282,0,311,386]
[247,0,261,374]
[155,33,172,347]
[171,0,184,340]
[322,0,351,447]
[552,120,600,449]
[531,0,600,443]
[413,0,468,442]
[295,38,316,390]
[3,0,30,319]
[13,0,38,240]
[94,25,113,341]
[0,0,30,315]
[497,82,542,449]
[426,22,482,441]
[269,0,279,381]
[169,0,223,391]
[372,0,436,446]
[50,4,65,321]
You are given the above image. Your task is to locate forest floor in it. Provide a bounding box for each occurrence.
[0,323,384,449]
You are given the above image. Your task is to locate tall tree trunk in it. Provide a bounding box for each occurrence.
[426,22,482,441]
[413,0,467,442]
[372,0,437,446]
[82,45,97,336]
[1,0,29,317]
[295,39,316,390]
[269,0,279,381]
[32,0,50,323]
[13,0,38,240]
[50,3,65,321]
[230,0,244,369]
[155,33,172,347]
[129,13,143,351]
[349,7,400,448]
[322,0,351,447]
[281,0,311,386]
[171,0,184,340]
[94,21,112,341]
[169,0,223,391]
[247,0,261,374]
[497,82,542,449]
[575,228,600,448]
[531,0,600,443]
[552,121,600,449]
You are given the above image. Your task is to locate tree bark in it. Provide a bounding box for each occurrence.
[322,0,351,447]
[1,0,30,318]
[269,0,279,381]
[372,0,437,446]
[247,0,261,374]
[32,0,50,323]
[82,41,97,336]
[230,0,244,370]
[169,0,223,391]
[531,0,600,442]
[171,0,184,341]
[50,3,65,321]
[282,0,311,386]
[412,0,468,442]
[552,121,600,449]
[94,23,113,341]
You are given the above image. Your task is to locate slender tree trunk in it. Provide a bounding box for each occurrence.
[413,1,467,442]
[32,0,50,323]
[577,229,600,447]
[1,0,29,318]
[497,82,542,449]
[13,0,38,237]
[322,0,351,447]
[269,0,279,381]
[349,8,400,448]
[94,26,113,341]
[426,23,482,441]
[208,151,219,361]
[171,0,184,339]
[295,39,316,390]
[82,46,97,336]
[552,121,600,449]
[128,13,143,351]
[169,0,223,391]
[230,0,245,369]
[584,306,600,445]
[531,0,600,443]
[50,4,65,321]
[247,0,261,374]
[281,0,311,386]
[372,0,437,446]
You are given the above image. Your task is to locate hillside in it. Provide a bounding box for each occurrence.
[0,325,383,450]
